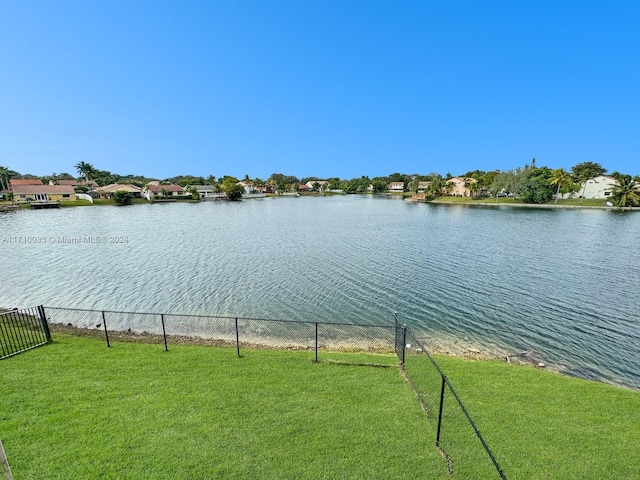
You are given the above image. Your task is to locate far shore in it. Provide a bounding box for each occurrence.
[415,197,640,211]
[2,192,639,211]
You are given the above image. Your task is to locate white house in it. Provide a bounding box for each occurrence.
[577,175,619,199]
[305,180,329,191]
[190,185,219,199]
[388,182,405,192]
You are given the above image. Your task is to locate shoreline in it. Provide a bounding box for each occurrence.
[425,198,640,211]
[3,193,638,211]
[5,306,634,390]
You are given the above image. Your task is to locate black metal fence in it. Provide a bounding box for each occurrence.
[0,306,51,359]
[43,306,397,363]
[400,326,507,479]
[41,305,505,478]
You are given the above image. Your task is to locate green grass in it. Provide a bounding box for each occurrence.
[1,335,447,479]
[434,356,640,479]
[3,337,640,479]
[60,199,94,207]
[431,196,610,207]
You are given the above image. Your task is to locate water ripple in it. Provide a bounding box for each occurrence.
[1,198,639,389]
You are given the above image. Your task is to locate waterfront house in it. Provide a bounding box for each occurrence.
[238,181,259,195]
[11,184,76,203]
[417,181,431,192]
[388,182,405,192]
[576,175,619,199]
[445,177,475,197]
[94,184,144,199]
[305,180,329,191]
[190,185,220,199]
[143,184,185,200]
[50,179,99,189]
[10,179,43,187]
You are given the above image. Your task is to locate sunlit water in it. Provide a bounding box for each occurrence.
[1,196,639,389]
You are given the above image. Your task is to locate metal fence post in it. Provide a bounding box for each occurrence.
[315,322,318,363]
[160,314,168,352]
[436,375,446,447]
[37,305,51,342]
[401,324,407,368]
[393,312,399,357]
[235,318,240,357]
[101,311,110,347]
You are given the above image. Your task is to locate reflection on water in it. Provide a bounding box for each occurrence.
[1,197,639,389]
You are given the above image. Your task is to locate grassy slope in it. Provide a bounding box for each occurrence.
[1,335,447,480]
[435,355,640,479]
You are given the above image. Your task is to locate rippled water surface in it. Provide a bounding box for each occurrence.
[1,196,639,389]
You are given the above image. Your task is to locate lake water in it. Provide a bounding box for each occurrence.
[1,196,639,390]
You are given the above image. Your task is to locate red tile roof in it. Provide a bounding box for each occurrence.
[147,184,184,193]
[10,179,43,186]
[12,185,75,195]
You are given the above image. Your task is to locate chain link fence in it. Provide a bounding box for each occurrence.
[402,328,507,479]
[43,307,397,364]
[43,306,505,478]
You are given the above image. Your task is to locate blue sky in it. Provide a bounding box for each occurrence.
[1,1,638,179]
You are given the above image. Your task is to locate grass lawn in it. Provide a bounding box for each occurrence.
[1,335,447,479]
[431,196,610,207]
[434,355,640,479]
[3,336,640,479]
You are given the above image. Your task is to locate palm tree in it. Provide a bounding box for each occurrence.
[549,168,574,204]
[465,177,482,199]
[75,162,95,184]
[609,178,639,207]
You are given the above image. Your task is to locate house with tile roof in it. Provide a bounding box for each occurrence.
[143,184,185,200]
[51,179,99,188]
[10,179,43,187]
[94,184,144,199]
[11,184,76,203]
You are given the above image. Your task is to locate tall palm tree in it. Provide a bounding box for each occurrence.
[549,168,574,204]
[465,177,482,199]
[75,162,95,183]
[609,178,639,207]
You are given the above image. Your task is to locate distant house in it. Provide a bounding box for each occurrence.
[446,177,475,197]
[388,182,405,192]
[143,184,185,200]
[577,175,619,199]
[238,181,259,195]
[417,181,431,192]
[11,184,76,203]
[10,179,43,187]
[94,184,144,199]
[305,180,329,191]
[50,179,99,189]
[298,184,310,192]
[190,185,222,199]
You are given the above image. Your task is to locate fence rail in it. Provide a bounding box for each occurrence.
[38,305,505,478]
[0,306,51,360]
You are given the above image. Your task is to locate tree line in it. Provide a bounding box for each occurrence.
[1,159,639,207]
